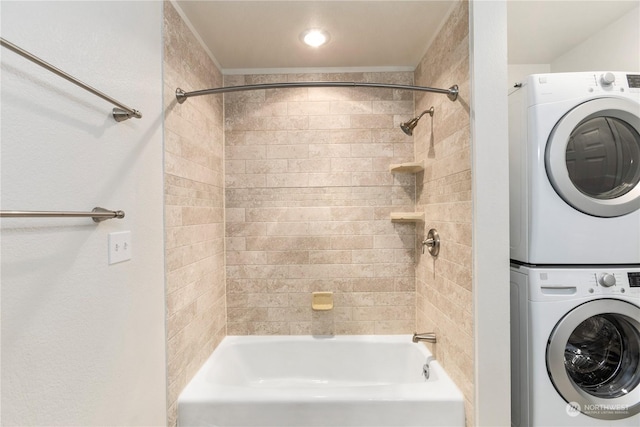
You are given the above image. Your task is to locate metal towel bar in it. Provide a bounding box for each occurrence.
[0,37,141,122]
[0,207,125,223]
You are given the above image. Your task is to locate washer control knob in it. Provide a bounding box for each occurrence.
[598,273,616,287]
[601,72,616,86]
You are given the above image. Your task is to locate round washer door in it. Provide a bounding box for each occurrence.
[545,97,640,217]
[547,299,640,420]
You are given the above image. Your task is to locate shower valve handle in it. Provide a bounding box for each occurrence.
[421,229,440,257]
[422,238,436,254]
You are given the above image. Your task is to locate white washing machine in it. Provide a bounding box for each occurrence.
[510,264,640,426]
[509,72,640,265]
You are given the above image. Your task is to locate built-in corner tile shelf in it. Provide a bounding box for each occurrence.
[389,161,424,174]
[390,161,424,223]
[390,212,424,223]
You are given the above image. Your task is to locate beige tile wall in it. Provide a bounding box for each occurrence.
[414,1,474,425]
[164,2,473,424]
[163,2,226,425]
[224,72,417,336]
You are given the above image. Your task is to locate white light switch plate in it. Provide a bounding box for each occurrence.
[109,231,132,264]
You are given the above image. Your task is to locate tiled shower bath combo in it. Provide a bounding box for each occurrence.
[163,1,472,425]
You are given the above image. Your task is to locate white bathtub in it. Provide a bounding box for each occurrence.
[178,335,465,427]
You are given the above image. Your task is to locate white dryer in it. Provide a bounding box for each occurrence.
[509,72,640,265]
[510,264,640,426]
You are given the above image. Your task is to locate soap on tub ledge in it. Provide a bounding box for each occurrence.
[178,335,464,427]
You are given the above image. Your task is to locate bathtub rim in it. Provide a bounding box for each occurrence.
[178,334,463,403]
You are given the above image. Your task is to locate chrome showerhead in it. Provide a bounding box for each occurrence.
[400,117,420,136]
[400,106,434,136]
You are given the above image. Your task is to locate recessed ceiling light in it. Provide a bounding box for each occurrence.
[300,29,330,48]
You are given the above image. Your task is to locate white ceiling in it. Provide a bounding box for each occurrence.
[174,0,639,73]
[174,0,456,72]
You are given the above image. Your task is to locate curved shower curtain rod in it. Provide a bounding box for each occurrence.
[175,82,459,103]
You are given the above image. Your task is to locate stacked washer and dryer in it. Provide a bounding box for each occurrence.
[509,72,640,426]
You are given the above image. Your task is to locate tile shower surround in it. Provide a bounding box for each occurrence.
[224,72,418,336]
[164,0,473,425]
[414,1,474,426]
[163,2,226,425]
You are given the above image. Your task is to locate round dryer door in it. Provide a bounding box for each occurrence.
[546,97,640,217]
[547,299,640,420]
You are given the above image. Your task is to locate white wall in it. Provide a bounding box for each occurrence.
[1,2,166,425]
[507,64,550,93]
[469,1,511,425]
[551,7,640,72]
[507,8,639,87]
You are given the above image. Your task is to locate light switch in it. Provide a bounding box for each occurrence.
[109,231,132,264]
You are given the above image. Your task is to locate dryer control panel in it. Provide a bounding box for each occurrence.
[527,71,640,105]
[597,72,640,90]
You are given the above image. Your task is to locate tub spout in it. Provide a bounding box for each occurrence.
[412,332,437,344]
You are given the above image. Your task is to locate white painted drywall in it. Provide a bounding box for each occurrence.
[0,1,166,425]
[507,64,551,93]
[551,7,640,72]
[469,1,511,425]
